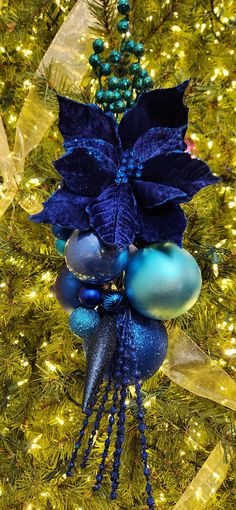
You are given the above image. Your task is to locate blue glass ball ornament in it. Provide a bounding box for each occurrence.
[55,239,66,257]
[69,307,101,338]
[51,224,73,240]
[79,285,102,309]
[52,265,83,313]
[124,243,202,320]
[65,231,129,284]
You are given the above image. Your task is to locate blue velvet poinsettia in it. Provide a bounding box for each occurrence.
[30,81,219,248]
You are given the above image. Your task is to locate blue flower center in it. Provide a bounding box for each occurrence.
[115,150,143,184]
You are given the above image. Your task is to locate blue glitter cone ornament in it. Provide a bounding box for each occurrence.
[29,0,220,508]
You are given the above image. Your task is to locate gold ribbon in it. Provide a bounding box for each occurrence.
[0,2,235,507]
[172,442,234,510]
[163,327,236,411]
[0,0,93,216]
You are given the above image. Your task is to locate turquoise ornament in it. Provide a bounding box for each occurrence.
[114,100,126,113]
[143,76,153,89]
[124,39,135,53]
[129,62,141,75]
[108,76,119,90]
[93,38,104,54]
[117,0,130,15]
[109,50,121,63]
[89,54,101,68]
[65,231,129,284]
[69,307,101,338]
[103,90,114,103]
[117,19,129,33]
[95,90,104,103]
[118,77,130,90]
[134,42,144,57]
[124,243,202,320]
[55,239,66,256]
[100,63,111,76]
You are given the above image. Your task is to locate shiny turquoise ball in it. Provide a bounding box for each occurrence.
[93,38,104,54]
[103,90,114,103]
[108,76,119,90]
[100,63,111,76]
[117,19,129,33]
[95,90,104,103]
[134,42,144,57]
[114,100,126,113]
[69,307,101,338]
[118,77,131,90]
[89,54,101,68]
[124,39,135,53]
[117,0,130,15]
[124,243,202,320]
[143,76,153,89]
[109,50,121,63]
[129,62,141,75]
[55,239,66,257]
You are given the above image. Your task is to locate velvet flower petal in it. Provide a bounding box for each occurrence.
[30,186,91,230]
[63,138,121,167]
[87,183,138,247]
[118,81,189,151]
[57,95,121,148]
[133,126,187,163]
[131,180,187,208]
[137,203,187,247]
[142,152,220,201]
[53,147,117,196]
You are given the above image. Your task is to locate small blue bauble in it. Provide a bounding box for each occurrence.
[52,224,73,240]
[55,239,66,257]
[128,310,168,380]
[53,265,82,313]
[69,307,101,338]
[65,231,129,284]
[79,285,102,309]
[102,291,124,312]
[124,243,202,320]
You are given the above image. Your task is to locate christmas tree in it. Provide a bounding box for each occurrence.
[0,1,235,509]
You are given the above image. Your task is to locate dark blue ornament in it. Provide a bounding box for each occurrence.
[118,309,168,380]
[82,314,117,410]
[52,224,73,240]
[65,231,129,284]
[124,243,202,320]
[52,265,82,313]
[55,239,66,257]
[102,291,124,312]
[79,285,102,308]
[69,307,101,338]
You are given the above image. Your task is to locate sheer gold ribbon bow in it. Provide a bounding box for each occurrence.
[0,1,235,507]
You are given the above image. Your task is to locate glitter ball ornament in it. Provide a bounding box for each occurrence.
[53,265,82,313]
[65,231,129,284]
[69,307,101,338]
[125,310,168,380]
[124,243,202,320]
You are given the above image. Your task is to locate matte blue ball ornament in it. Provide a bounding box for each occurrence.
[69,307,101,338]
[65,231,129,284]
[53,265,82,313]
[55,239,66,257]
[79,286,102,308]
[124,243,202,320]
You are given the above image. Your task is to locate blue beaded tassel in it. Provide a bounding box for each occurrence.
[66,309,154,510]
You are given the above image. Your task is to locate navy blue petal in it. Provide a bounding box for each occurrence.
[119,81,189,151]
[133,126,187,163]
[63,138,121,167]
[143,152,220,200]
[30,186,91,230]
[57,95,121,148]
[87,183,137,247]
[54,147,117,196]
[131,180,187,207]
[137,204,187,247]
